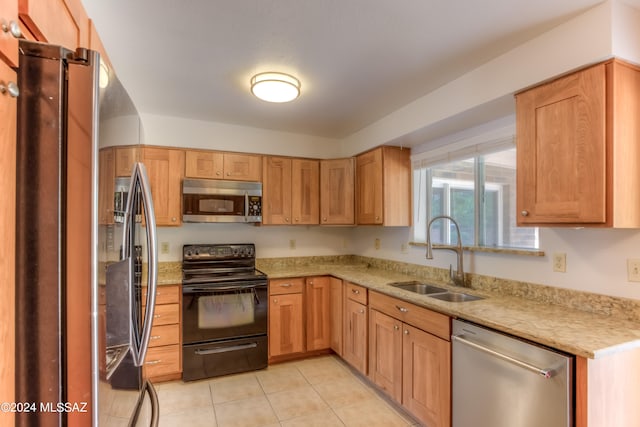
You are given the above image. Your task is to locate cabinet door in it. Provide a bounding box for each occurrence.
[402,324,451,427]
[516,64,606,225]
[0,61,16,423]
[98,148,115,225]
[356,148,383,224]
[369,310,402,402]
[343,298,367,374]
[292,158,319,224]
[223,153,262,181]
[329,277,343,356]
[18,0,82,49]
[262,156,292,225]
[142,147,185,226]
[115,146,139,177]
[306,276,331,351]
[184,150,224,179]
[320,158,355,225]
[0,0,20,67]
[269,293,304,357]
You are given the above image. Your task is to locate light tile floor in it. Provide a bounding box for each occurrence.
[151,355,419,427]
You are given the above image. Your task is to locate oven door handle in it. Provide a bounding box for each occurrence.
[195,342,258,355]
[183,285,265,293]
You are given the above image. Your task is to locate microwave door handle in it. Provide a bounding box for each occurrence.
[244,191,249,220]
[130,162,159,367]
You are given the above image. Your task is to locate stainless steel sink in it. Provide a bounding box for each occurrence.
[389,281,448,295]
[428,292,484,302]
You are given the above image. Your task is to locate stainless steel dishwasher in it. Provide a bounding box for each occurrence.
[452,319,573,427]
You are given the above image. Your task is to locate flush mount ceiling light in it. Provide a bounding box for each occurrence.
[250,72,300,103]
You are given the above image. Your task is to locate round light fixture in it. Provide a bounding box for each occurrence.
[250,72,300,103]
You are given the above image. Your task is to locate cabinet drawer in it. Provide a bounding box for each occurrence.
[151,303,179,326]
[144,344,180,377]
[346,282,368,305]
[149,324,180,348]
[143,284,181,305]
[369,291,450,341]
[270,278,304,295]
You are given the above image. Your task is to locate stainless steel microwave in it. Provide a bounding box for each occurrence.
[182,179,262,223]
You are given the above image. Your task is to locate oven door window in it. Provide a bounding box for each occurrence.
[198,290,255,328]
[183,283,268,344]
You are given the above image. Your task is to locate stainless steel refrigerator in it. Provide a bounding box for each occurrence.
[15,39,160,426]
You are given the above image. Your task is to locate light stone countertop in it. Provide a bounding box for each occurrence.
[259,263,640,360]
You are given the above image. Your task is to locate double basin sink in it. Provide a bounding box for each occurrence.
[389,281,484,302]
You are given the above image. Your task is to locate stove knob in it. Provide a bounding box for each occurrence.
[195,250,200,256]
[186,251,192,257]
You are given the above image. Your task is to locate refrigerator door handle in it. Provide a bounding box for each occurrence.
[124,162,159,367]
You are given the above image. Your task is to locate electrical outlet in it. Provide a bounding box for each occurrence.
[553,253,566,273]
[160,241,170,254]
[289,239,296,250]
[374,238,381,250]
[627,259,640,282]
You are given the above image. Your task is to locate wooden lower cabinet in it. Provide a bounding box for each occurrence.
[306,276,331,351]
[343,297,368,375]
[329,277,343,356]
[143,285,182,382]
[369,291,451,427]
[369,309,403,402]
[269,292,304,357]
[402,324,451,427]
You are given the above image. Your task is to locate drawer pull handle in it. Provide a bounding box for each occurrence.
[146,360,162,365]
[154,314,161,318]
[396,305,409,313]
[280,283,292,288]
[150,335,161,340]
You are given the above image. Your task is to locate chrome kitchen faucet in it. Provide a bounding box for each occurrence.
[426,215,466,287]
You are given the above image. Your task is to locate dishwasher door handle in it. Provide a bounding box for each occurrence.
[452,334,554,379]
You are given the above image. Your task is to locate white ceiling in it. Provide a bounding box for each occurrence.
[82,0,603,141]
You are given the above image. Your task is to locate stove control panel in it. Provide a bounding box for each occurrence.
[183,244,255,260]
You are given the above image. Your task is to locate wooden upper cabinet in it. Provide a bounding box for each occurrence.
[516,59,640,227]
[185,150,224,179]
[142,147,185,226]
[18,0,88,49]
[263,156,319,225]
[356,146,411,226]
[262,156,292,224]
[0,0,20,67]
[115,146,139,177]
[224,153,261,181]
[292,158,319,224]
[320,158,355,225]
[185,150,261,181]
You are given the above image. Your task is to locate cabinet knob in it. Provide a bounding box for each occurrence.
[404,330,409,335]
[1,19,22,39]
[394,325,400,331]
[352,289,360,294]
[323,217,327,222]
[521,210,529,217]
[285,217,290,222]
[273,298,278,304]
[395,305,409,313]
[226,172,231,176]
[171,217,177,222]
[295,218,299,222]
[216,171,221,176]
[359,309,365,314]
[375,216,380,221]
[0,81,19,98]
